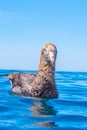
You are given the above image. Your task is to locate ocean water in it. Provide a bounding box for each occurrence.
[0,70,87,130]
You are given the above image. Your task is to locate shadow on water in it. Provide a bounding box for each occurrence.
[29,98,58,128]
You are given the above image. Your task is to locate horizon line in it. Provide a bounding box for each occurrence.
[0,68,87,73]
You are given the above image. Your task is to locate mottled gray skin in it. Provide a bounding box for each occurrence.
[8,43,58,98]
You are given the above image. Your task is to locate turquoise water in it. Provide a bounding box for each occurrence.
[0,70,87,130]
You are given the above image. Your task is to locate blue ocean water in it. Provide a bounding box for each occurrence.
[0,70,87,130]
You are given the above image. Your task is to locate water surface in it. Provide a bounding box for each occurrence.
[0,70,87,130]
